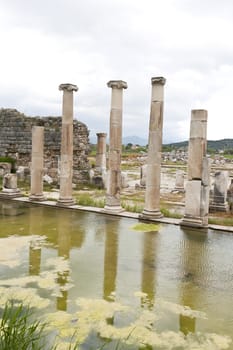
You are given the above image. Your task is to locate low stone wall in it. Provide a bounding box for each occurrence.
[0,108,90,183]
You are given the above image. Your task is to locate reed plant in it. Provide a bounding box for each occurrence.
[0,301,80,350]
[0,301,48,350]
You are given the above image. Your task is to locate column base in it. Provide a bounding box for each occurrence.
[102,205,125,214]
[29,194,47,202]
[140,209,163,220]
[0,189,22,198]
[172,187,185,193]
[209,202,229,212]
[56,198,76,207]
[180,215,208,228]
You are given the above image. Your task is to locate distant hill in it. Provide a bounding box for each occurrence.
[122,136,148,146]
[90,135,148,145]
[90,134,233,151]
[164,138,233,151]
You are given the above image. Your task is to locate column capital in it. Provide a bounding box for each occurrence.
[96,132,107,137]
[151,77,166,86]
[191,109,208,122]
[59,83,78,92]
[107,80,128,89]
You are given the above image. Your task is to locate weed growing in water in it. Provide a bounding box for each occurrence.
[0,301,47,350]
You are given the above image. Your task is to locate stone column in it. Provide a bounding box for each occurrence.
[96,132,107,173]
[181,110,210,227]
[141,77,166,219]
[57,83,78,206]
[104,80,127,212]
[29,126,46,201]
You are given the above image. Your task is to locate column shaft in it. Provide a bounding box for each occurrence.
[141,77,166,219]
[57,83,78,206]
[29,126,45,201]
[104,80,127,212]
[96,132,107,173]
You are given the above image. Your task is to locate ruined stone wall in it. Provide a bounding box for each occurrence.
[0,108,90,183]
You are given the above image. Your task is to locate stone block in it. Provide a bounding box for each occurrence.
[184,180,202,217]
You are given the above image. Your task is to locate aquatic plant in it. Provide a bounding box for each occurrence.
[0,301,48,350]
[0,301,80,350]
[130,223,160,232]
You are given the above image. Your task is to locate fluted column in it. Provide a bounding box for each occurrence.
[57,83,78,207]
[29,126,46,201]
[141,77,166,219]
[96,132,107,173]
[104,80,127,212]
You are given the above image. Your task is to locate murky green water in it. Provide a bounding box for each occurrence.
[0,199,233,349]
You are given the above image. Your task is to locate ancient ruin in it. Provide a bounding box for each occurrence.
[0,108,90,184]
[104,80,127,212]
[29,126,46,201]
[96,132,107,173]
[210,171,229,212]
[57,83,78,207]
[0,173,21,198]
[141,76,166,219]
[181,110,210,228]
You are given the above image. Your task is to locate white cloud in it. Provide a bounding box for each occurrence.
[0,0,233,142]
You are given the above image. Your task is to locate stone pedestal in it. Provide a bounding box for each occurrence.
[227,179,233,212]
[57,83,78,207]
[104,80,127,213]
[173,170,185,192]
[141,77,166,219]
[29,126,46,201]
[96,132,107,173]
[181,110,209,228]
[0,173,22,198]
[209,171,229,212]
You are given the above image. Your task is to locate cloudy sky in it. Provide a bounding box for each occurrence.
[0,0,233,143]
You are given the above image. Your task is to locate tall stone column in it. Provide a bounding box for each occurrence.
[181,109,210,227]
[29,126,46,201]
[96,132,107,173]
[57,83,78,206]
[104,80,127,212]
[141,77,166,219]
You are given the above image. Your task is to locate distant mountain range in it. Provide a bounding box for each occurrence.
[122,136,148,145]
[165,138,233,151]
[90,135,233,150]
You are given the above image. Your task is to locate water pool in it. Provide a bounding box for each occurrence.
[0,199,232,349]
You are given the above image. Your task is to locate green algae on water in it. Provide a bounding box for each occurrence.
[130,223,160,232]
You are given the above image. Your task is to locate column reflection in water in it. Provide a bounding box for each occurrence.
[57,209,72,311]
[29,206,43,276]
[141,231,158,309]
[179,227,208,335]
[103,218,119,302]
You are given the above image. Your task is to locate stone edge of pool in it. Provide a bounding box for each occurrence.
[3,196,233,234]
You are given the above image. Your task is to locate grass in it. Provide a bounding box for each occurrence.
[75,192,105,208]
[208,216,233,226]
[160,207,182,219]
[122,201,144,213]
